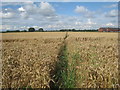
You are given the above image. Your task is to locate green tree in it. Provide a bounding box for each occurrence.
[38,28,44,32]
[72,29,76,31]
[23,30,27,32]
[28,27,35,32]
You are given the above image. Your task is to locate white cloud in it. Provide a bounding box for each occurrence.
[22,2,56,17]
[1,2,118,31]
[87,19,96,25]
[75,21,81,25]
[1,2,59,30]
[2,8,14,12]
[75,6,88,13]
[5,9,8,11]
[0,11,14,19]
[40,2,54,11]
[20,12,29,19]
[18,7,25,12]
[106,23,114,26]
[85,11,95,18]
[106,9,118,17]
[74,5,95,18]
[32,26,41,29]
[23,2,37,14]
[1,25,12,30]
[39,2,55,16]
[1,8,19,19]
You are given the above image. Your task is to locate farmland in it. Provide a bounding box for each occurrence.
[1,32,119,88]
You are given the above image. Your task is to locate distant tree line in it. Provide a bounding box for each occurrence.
[1,27,44,33]
[1,27,98,33]
[28,28,44,32]
[59,29,98,32]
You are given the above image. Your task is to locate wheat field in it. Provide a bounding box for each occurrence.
[1,32,119,88]
[67,33,118,88]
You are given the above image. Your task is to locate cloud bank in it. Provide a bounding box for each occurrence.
[1,2,118,31]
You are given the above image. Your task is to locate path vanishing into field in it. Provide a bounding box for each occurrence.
[2,32,119,88]
[49,32,71,88]
[50,32,119,88]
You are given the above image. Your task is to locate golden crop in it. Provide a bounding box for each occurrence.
[1,32,119,88]
[2,32,65,88]
[67,32,119,88]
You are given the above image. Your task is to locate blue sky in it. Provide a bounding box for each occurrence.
[50,2,117,15]
[0,2,118,31]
